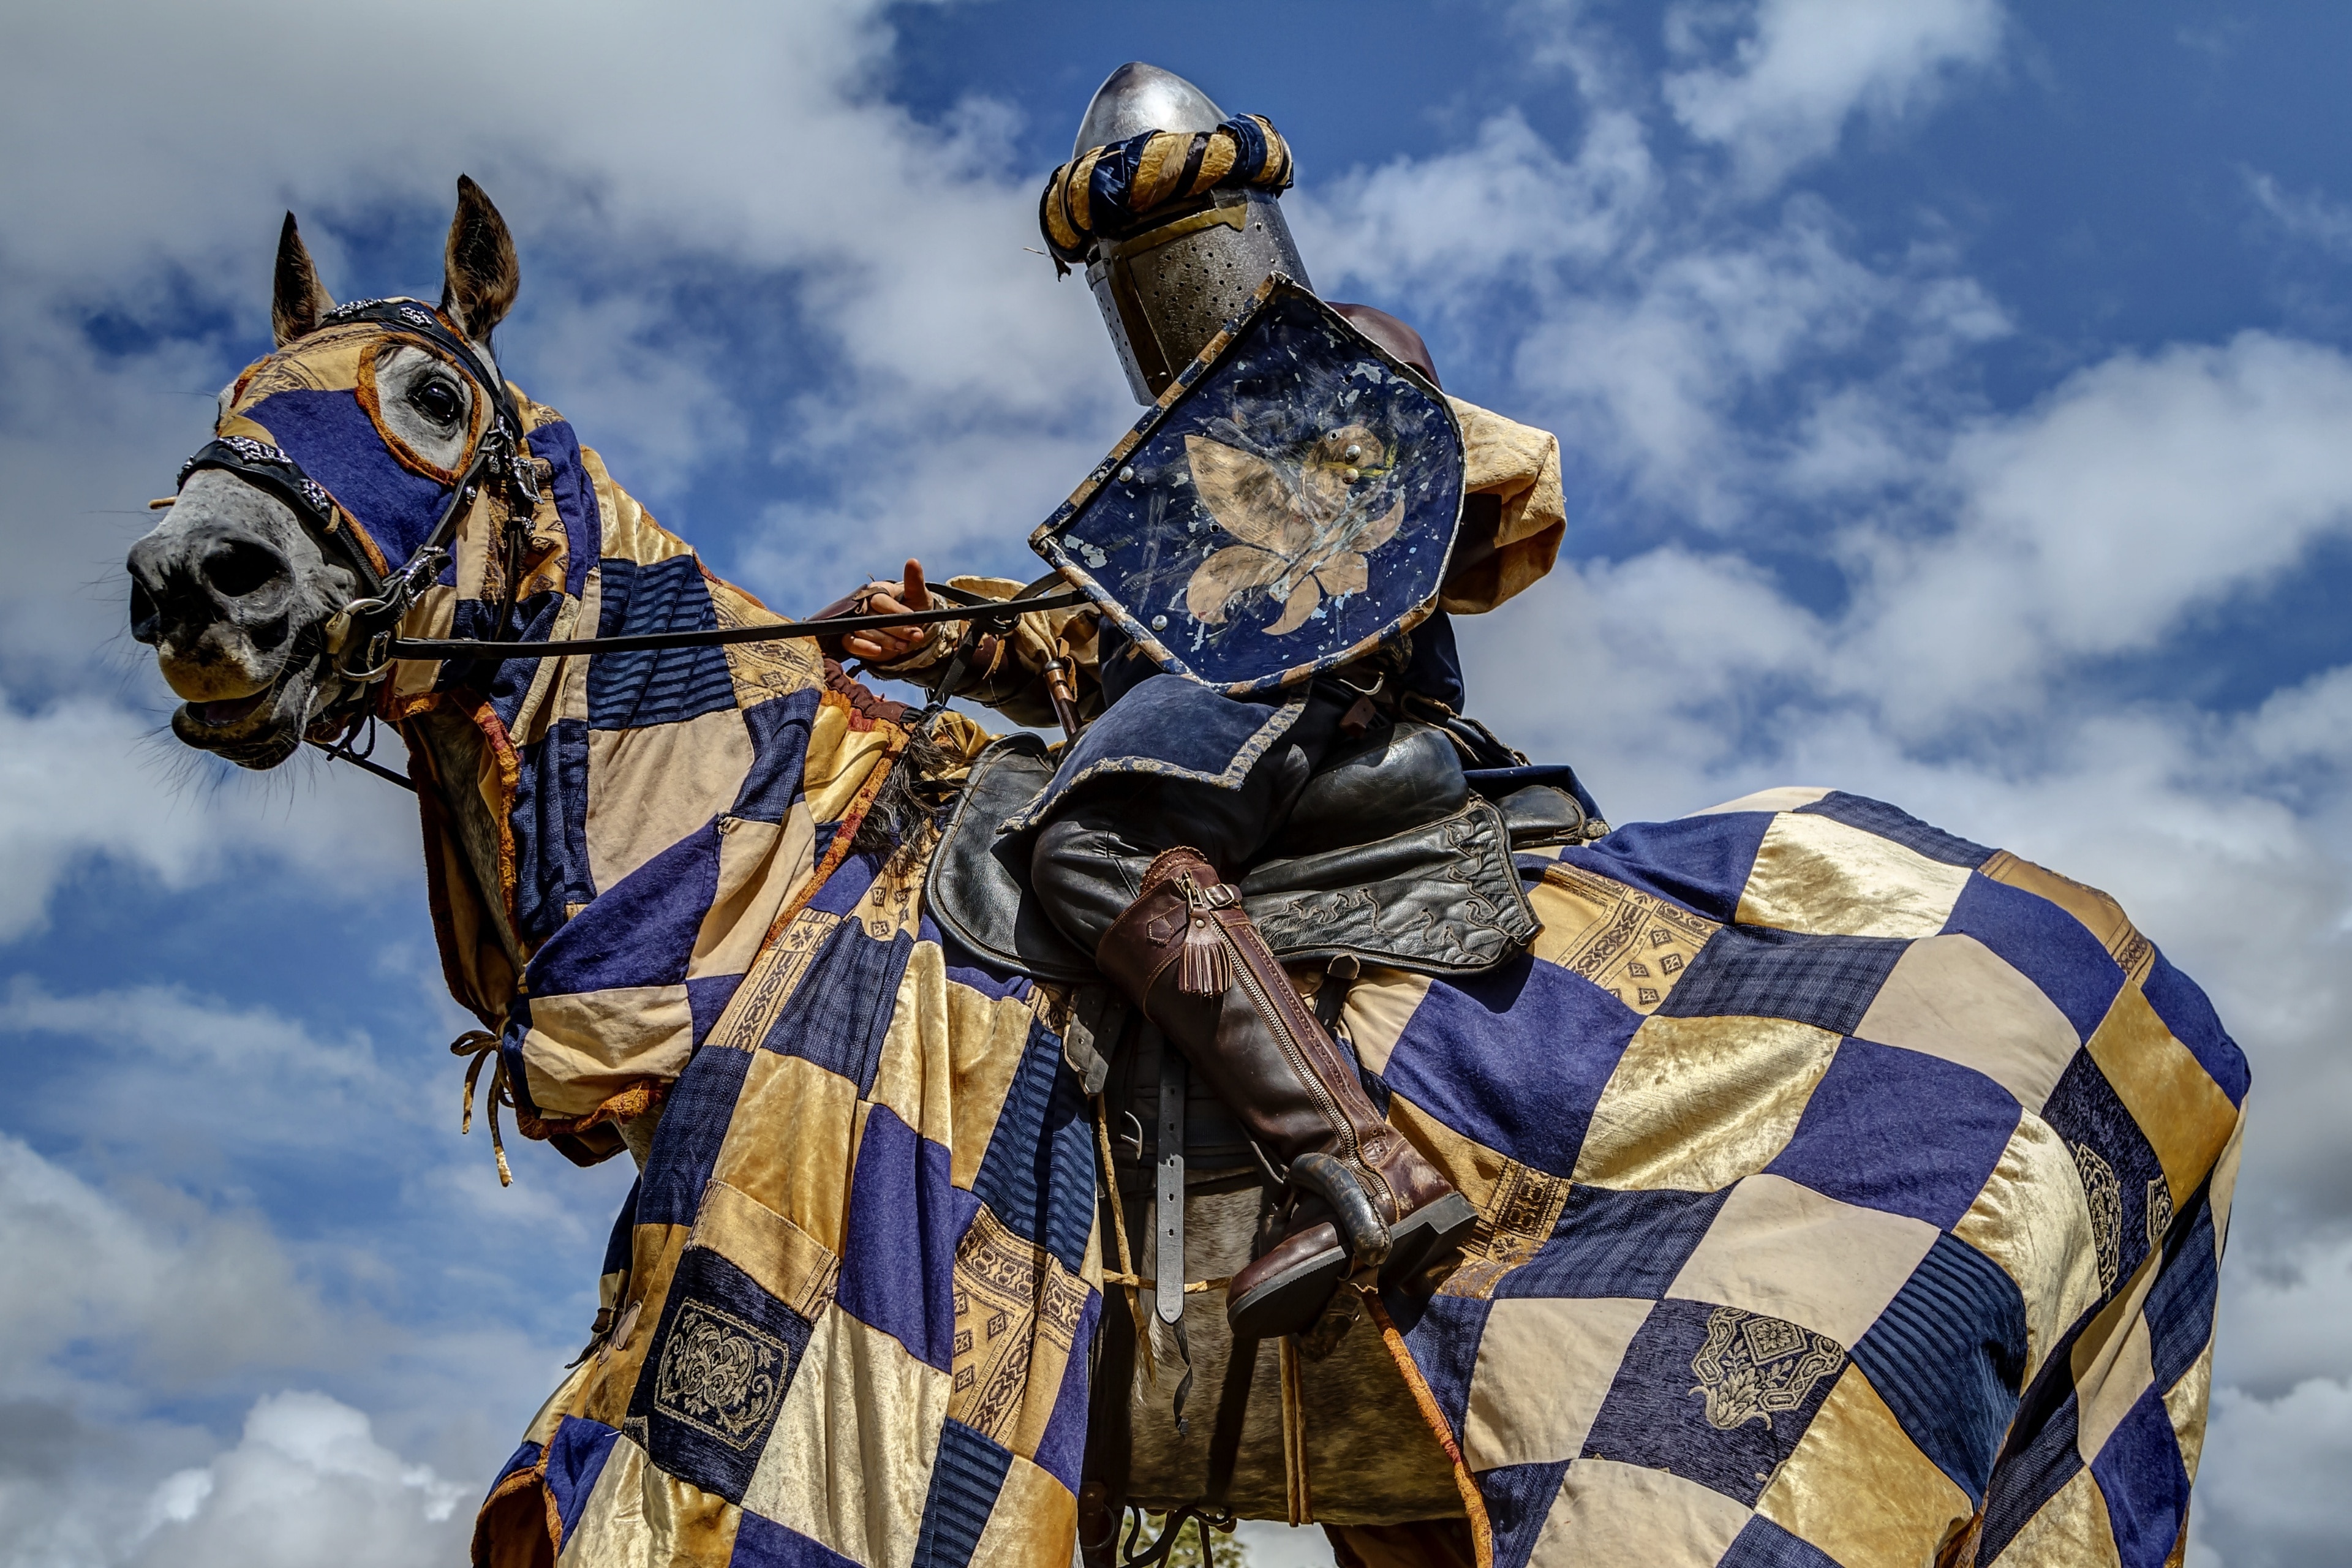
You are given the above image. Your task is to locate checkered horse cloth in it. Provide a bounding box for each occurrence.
[470,777,2241,1568]
[353,392,1110,1568]
[475,839,1103,1568]
[202,310,1097,1566]
[205,285,2231,1568]
[1337,786,2246,1568]
[372,391,2237,1568]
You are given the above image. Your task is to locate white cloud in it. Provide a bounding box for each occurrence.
[1461,545,1830,799]
[0,1391,468,1568]
[6,978,385,1087]
[2245,170,2352,259]
[1662,0,2007,191]
[2190,1377,2352,1568]
[1306,94,2008,527]
[1512,200,2008,520]
[0,693,420,942]
[508,284,751,500]
[1849,331,2352,726]
[0,995,621,1566]
[1,978,409,1167]
[122,1393,467,1568]
[0,974,631,1240]
[1298,110,1657,303]
[2214,1235,2352,1400]
[0,1133,331,1396]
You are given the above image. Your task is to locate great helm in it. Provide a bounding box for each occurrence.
[1042,62,1313,403]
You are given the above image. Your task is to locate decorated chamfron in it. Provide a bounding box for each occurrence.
[126,187,552,772]
[1032,279,1466,695]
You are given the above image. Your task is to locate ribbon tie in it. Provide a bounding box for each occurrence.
[451,1030,515,1186]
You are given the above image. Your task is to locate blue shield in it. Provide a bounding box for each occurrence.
[1031,279,1466,696]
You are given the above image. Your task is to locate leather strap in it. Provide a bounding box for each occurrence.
[1155,1037,1187,1327]
[1316,955,1360,1033]
[1065,986,1123,1097]
[1206,1183,1278,1509]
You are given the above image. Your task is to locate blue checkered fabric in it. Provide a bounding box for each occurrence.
[211,310,2236,1568]
[1330,786,2244,1568]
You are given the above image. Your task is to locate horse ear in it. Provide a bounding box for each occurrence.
[440,175,518,340]
[273,213,335,346]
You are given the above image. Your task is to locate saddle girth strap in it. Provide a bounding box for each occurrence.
[1155,1039,1186,1327]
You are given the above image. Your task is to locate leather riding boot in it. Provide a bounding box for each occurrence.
[1098,846,1477,1338]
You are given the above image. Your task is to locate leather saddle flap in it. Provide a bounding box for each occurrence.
[925,734,1541,983]
[927,734,1098,984]
[1237,797,1538,973]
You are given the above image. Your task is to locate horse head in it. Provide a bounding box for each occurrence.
[127,177,524,769]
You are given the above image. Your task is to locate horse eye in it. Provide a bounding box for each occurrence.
[410,380,462,424]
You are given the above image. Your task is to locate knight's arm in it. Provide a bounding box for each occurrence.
[1436,396,1568,615]
[859,575,1105,730]
[854,398,1559,718]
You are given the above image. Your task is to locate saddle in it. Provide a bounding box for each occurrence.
[927,716,1596,1197]
[927,720,1588,989]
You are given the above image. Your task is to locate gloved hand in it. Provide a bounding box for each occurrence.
[841,558,935,663]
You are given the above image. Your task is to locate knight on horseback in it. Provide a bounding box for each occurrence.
[837,63,1577,1341]
[114,138,2244,1567]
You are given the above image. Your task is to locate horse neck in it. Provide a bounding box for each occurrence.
[394,411,831,1013]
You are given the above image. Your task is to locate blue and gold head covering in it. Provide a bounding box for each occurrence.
[1038,113,1293,269]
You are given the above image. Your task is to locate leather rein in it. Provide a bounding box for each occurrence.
[172,300,1082,790]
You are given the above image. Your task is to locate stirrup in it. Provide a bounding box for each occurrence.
[1288,1151,1390,1267]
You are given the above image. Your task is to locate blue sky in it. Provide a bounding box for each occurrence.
[2,3,2349,1564]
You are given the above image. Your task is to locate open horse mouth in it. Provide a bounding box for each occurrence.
[166,647,326,769]
[190,690,271,726]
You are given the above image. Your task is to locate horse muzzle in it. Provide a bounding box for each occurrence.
[129,474,345,767]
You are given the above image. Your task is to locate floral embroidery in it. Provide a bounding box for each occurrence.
[1689,1305,1845,1431]
[1183,424,1406,635]
[2146,1174,2174,1253]
[2072,1140,2122,1291]
[652,1300,790,1449]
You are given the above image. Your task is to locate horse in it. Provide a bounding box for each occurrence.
[127,179,2245,1568]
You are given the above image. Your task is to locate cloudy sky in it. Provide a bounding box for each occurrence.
[2,2,2348,1563]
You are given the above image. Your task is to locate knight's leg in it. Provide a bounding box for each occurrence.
[1033,757,1474,1338]
[1090,843,1474,1337]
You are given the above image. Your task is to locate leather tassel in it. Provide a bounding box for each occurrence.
[1178,912,1233,995]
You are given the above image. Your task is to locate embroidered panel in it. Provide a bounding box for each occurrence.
[655,1298,793,1449]
[1689,1307,1847,1433]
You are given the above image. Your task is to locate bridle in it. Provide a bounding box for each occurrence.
[176,299,546,697]
[170,305,1081,786]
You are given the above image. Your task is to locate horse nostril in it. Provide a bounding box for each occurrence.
[203,539,285,599]
[129,579,162,645]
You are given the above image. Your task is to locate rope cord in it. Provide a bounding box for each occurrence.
[1099,1272,1232,1295]
[451,1030,514,1186]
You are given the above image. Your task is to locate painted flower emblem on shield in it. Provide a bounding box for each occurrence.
[1182,423,1406,636]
